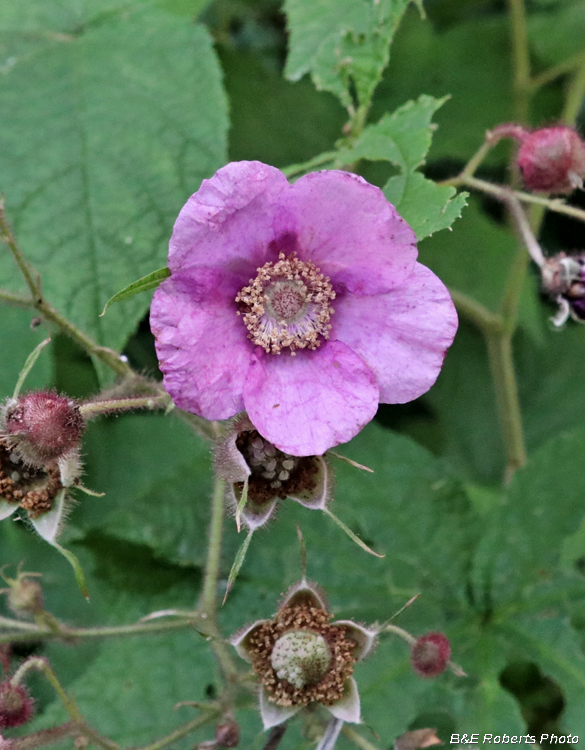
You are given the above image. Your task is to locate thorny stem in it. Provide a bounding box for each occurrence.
[0,200,132,379]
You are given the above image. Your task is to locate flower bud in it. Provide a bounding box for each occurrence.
[517,126,585,194]
[0,682,34,729]
[6,577,44,618]
[215,718,240,748]
[411,632,451,678]
[3,391,84,469]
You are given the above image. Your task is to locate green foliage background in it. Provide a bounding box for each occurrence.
[2,0,585,747]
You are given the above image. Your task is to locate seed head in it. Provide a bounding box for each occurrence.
[0,682,34,729]
[3,391,84,469]
[517,126,585,194]
[411,632,451,678]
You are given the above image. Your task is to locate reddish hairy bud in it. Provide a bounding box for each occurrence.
[517,126,585,194]
[3,391,84,468]
[0,682,34,729]
[215,718,240,748]
[411,632,451,678]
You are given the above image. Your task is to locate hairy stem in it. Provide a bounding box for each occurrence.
[486,333,527,481]
[79,395,170,418]
[440,175,585,224]
[0,616,202,646]
[13,722,79,750]
[200,475,225,619]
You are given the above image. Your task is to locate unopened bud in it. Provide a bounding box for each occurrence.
[7,577,44,618]
[517,126,585,194]
[411,633,451,678]
[3,391,84,468]
[0,682,34,729]
[215,718,239,748]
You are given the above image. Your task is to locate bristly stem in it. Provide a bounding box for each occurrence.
[79,395,170,418]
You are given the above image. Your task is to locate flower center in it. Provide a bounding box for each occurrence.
[270,630,331,689]
[235,253,335,354]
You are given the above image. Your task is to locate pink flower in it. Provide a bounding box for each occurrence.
[151,162,457,456]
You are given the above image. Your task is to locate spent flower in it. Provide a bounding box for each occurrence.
[411,632,451,678]
[215,414,331,530]
[231,579,377,729]
[151,161,457,456]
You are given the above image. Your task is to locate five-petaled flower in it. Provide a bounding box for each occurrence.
[231,579,377,729]
[150,161,458,456]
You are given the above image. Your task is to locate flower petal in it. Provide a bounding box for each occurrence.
[327,677,361,724]
[151,271,252,420]
[332,263,458,403]
[231,619,269,662]
[288,455,331,510]
[168,161,289,274]
[259,686,302,729]
[333,621,378,661]
[243,341,379,456]
[285,170,417,295]
[280,579,328,611]
[0,501,18,521]
[29,489,67,543]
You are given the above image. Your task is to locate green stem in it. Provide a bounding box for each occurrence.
[14,722,79,750]
[341,726,380,750]
[137,710,220,750]
[530,51,585,91]
[79,395,169,418]
[11,658,121,750]
[448,289,504,336]
[0,288,34,307]
[486,332,527,481]
[200,475,225,619]
[442,174,585,224]
[507,0,531,123]
[562,58,585,126]
[0,616,200,646]
[282,152,338,179]
[0,200,132,379]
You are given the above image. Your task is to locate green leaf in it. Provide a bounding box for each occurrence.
[370,10,558,165]
[100,267,170,317]
[77,413,213,567]
[472,425,585,608]
[0,307,53,399]
[529,0,585,67]
[0,2,227,359]
[334,96,467,239]
[284,0,412,110]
